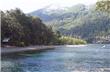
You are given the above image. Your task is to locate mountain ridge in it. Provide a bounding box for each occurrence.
[29,4,110,43]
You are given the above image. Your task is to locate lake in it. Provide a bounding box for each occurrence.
[1,44,110,72]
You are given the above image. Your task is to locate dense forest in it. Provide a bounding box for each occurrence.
[1,0,110,47]
[1,9,56,46]
[1,9,86,47]
[30,0,110,43]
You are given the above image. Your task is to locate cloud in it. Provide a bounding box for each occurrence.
[0,0,97,13]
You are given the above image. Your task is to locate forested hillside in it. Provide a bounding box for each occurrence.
[30,4,110,43]
[1,8,86,46]
[1,9,57,46]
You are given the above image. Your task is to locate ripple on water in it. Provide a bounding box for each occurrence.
[1,44,110,72]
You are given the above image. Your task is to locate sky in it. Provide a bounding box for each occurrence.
[0,0,98,13]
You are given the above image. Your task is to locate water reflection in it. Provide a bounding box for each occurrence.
[1,44,110,72]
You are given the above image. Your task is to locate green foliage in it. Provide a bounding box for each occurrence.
[96,0,110,13]
[2,8,85,46]
[1,8,56,46]
[59,36,87,45]
[30,4,110,43]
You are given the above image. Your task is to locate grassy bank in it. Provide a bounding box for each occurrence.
[58,36,87,45]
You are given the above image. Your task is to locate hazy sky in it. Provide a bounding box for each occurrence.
[0,0,97,13]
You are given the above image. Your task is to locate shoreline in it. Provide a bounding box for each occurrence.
[2,44,108,54]
[1,45,87,54]
[1,45,57,54]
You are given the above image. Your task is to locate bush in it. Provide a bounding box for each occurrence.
[59,36,87,45]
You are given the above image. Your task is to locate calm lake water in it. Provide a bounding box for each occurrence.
[1,44,110,72]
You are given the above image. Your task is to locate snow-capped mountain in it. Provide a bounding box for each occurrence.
[29,4,87,21]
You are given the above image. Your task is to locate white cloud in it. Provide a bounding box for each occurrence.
[0,0,97,13]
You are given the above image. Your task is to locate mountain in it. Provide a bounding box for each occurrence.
[29,4,86,21]
[29,4,110,43]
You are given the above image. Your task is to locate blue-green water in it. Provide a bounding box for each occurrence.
[1,44,110,72]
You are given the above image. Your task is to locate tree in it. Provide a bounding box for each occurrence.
[96,0,110,12]
[1,8,58,46]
